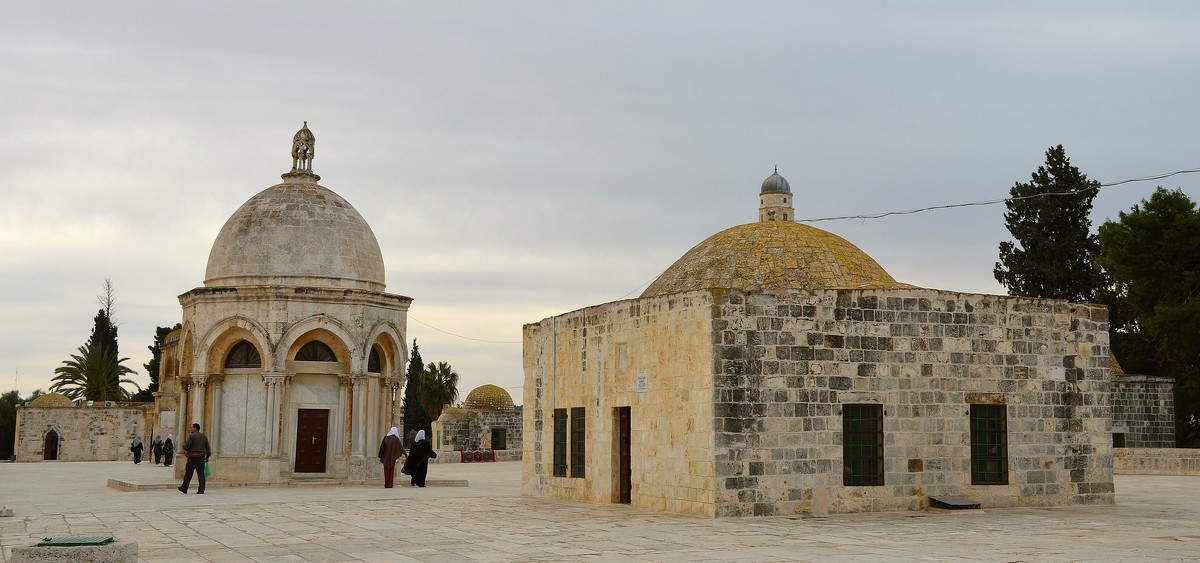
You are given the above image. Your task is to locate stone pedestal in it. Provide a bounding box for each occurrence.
[258,457,283,482]
[12,541,137,562]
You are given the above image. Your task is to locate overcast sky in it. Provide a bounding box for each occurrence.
[3,2,1199,403]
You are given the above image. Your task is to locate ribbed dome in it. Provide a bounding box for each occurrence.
[462,384,515,411]
[760,169,791,194]
[204,125,386,292]
[642,221,907,298]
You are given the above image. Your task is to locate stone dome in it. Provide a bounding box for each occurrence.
[642,221,908,298]
[462,384,515,412]
[761,168,791,194]
[29,392,73,407]
[204,125,386,292]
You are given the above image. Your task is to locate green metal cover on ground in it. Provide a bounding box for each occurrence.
[37,535,115,546]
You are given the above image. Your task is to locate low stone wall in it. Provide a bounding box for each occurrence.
[1114,448,1200,476]
[433,449,521,463]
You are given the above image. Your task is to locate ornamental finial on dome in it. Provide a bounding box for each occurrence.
[283,121,320,181]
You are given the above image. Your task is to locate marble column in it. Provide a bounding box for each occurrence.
[262,373,288,456]
[209,375,223,454]
[351,375,366,457]
[189,374,208,430]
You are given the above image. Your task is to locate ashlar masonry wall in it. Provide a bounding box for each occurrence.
[523,293,717,517]
[1111,374,1175,447]
[712,288,1114,516]
[16,405,150,462]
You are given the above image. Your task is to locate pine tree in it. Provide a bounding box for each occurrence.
[994,145,1102,301]
[402,340,429,443]
[1099,188,1200,445]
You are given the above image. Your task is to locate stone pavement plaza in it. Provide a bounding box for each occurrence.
[2,461,1199,562]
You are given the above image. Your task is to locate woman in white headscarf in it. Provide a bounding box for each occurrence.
[378,426,406,488]
[401,430,437,487]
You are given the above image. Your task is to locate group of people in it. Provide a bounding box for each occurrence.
[378,427,437,488]
[130,434,174,465]
[134,422,435,493]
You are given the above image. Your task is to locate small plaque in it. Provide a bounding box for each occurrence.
[635,373,648,393]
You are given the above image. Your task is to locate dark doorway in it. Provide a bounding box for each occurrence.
[294,409,329,473]
[616,406,631,504]
[491,427,507,450]
[43,429,59,460]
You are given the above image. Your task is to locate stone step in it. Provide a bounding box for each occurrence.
[107,478,467,491]
[928,495,981,510]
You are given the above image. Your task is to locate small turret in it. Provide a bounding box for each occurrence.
[758,167,793,222]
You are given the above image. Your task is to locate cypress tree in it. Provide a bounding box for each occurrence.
[402,340,430,444]
[994,145,1102,301]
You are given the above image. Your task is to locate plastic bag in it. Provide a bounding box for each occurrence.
[204,462,212,477]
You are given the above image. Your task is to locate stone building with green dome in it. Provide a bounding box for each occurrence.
[522,169,1115,517]
[432,384,522,459]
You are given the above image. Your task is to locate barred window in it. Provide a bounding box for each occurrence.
[224,340,261,368]
[552,409,567,477]
[570,407,585,478]
[843,404,884,486]
[971,404,1008,485]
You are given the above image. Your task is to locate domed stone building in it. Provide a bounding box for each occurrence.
[158,124,411,482]
[432,384,522,458]
[523,170,1114,517]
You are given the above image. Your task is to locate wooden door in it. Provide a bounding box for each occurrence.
[617,407,631,504]
[294,409,329,473]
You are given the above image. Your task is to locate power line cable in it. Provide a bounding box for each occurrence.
[408,315,521,344]
[798,167,1200,223]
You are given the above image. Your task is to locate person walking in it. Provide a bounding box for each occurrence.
[378,426,406,488]
[163,435,174,467]
[178,423,210,494]
[130,435,144,464]
[401,430,437,487]
[153,435,164,465]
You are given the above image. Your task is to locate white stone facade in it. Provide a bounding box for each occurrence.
[157,125,412,483]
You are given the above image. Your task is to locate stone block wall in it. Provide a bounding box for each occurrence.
[523,293,717,516]
[1111,374,1175,447]
[438,410,522,452]
[15,405,150,461]
[711,288,1114,516]
[1114,448,1200,475]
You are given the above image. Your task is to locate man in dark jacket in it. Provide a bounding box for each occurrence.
[178,423,211,494]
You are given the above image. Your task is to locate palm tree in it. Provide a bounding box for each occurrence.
[49,342,139,401]
[419,361,459,422]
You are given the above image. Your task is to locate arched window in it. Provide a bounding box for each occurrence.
[225,340,262,368]
[368,346,382,373]
[295,341,337,362]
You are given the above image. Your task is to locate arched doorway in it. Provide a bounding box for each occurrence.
[43,429,59,460]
